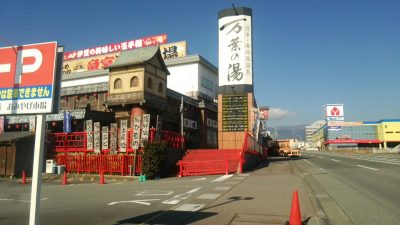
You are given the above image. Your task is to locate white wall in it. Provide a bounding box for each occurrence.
[61,76,109,88]
[199,64,218,99]
[167,63,199,96]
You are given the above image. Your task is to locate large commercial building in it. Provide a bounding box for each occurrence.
[311,119,400,150]
[305,120,326,144]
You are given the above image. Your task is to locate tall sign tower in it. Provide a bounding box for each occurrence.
[218,7,255,149]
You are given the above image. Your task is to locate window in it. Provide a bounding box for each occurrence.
[114,78,122,89]
[147,78,152,89]
[158,82,163,93]
[130,76,138,87]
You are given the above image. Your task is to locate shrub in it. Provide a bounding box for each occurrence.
[141,141,168,179]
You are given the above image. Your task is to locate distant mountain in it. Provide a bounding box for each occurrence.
[267,124,306,141]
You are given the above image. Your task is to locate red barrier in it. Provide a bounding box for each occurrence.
[55,154,141,175]
[179,159,229,177]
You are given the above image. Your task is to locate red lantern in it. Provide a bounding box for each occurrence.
[24,124,29,129]
[52,121,57,127]
[16,124,20,129]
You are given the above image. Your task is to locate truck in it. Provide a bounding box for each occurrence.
[277,139,301,157]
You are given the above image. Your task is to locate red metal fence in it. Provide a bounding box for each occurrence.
[51,129,184,175]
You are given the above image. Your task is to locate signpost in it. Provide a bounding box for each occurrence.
[0,42,62,225]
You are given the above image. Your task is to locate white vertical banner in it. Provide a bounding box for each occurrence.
[0,116,4,134]
[120,120,128,152]
[132,116,141,150]
[29,116,36,132]
[93,122,101,153]
[101,126,109,150]
[110,123,117,154]
[86,120,93,150]
[141,114,151,144]
[218,12,252,86]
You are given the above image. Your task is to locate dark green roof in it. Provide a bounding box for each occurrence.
[108,46,160,68]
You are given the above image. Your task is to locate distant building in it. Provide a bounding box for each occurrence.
[305,120,326,144]
[311,119,400,150]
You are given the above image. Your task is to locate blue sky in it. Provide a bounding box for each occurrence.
[1,0,399,126]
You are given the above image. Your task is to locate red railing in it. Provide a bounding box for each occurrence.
[178,159,229,177]
[53,129,185,153]
[55,154,142,175]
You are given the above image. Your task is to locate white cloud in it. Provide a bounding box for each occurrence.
[268,108,297,120]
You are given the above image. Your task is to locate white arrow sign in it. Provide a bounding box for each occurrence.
[107,199,159,206]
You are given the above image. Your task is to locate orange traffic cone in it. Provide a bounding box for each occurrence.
[99,171,105,184]
[21,170,27,185]
[289,190,302,225]
[62,171,68,185]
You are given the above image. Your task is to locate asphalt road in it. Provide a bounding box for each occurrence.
[0,174,247,225]
[294,151,400,225]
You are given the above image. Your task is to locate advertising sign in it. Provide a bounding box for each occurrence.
[110,123,117,154]
[0,42,59,115]
[0,116,4,134]
[119,120,128,152]
[219,12,252,86]
[86,120,93,150]
[29,116,36,132]
[222,95,248,131]
[141,114,151,143]
[132,116,141,150]
[93,122,101,153]
[63,34,167,61]
[63,111,71,133]
[101,126,109,150]
[324,104,344,121]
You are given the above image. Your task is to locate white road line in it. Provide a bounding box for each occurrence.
[162,187,201,205]
[173,203,205,212]
[211,174,233,182]
[331,159,340,162]
[303,159,313,165]
[197,193,221,200]
[193,177,207,181]
[136,191,173,196]
[213,186,231,191]
[319,156,324,159]
[108,199,159,206]
[357,165,379,171]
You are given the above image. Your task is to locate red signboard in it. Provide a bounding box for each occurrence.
[0,42,59,115]
[63,34,167,61]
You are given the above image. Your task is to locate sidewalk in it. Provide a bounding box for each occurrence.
[184,158,326,225]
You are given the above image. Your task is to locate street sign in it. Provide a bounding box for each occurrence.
[0,42,59,115]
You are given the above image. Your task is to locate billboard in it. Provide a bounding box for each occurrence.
[0,42,60,115]
[324,104,344,121]
[218,10,252,87]
[63,34,167,61]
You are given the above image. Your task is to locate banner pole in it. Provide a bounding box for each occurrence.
[29,114,46,225]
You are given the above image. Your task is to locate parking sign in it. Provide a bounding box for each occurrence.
[0,42,60,115]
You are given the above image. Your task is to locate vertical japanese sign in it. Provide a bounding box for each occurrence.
[93,122,101,153]
[63,111,71,133]
[141,114,151,144]
[120,120,128,152]
[218,8,252,87]
[29,116,36,132]
[132,116,141,150]
[110,123,117,154]
[0,42,59,115]
[0,116,4,134]
[101,126,109,150]
[86,120,93,150]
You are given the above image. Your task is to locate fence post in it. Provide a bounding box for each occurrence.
[149,127,156,142]
[121,155,124,176]
[225,159,229,175]
[179,161,183,177]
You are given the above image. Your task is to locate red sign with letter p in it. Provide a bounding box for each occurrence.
[0,42,60,115]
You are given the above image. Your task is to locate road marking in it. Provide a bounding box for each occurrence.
[193,177,207,181]
[197,193,221,200]
[174,203,205,212]
[319,156,324,159]
[107,199,159,206]
[303,159,313,165]
[211,174,233,182]
[213,186,231,191]
[331,159,340,162]
[357,165,379,171]
[136,190,173,196]
[162,187,201,205]
[238,173,250,176]
[0,198,48,202]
